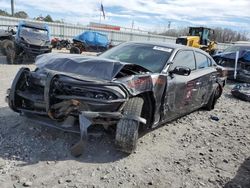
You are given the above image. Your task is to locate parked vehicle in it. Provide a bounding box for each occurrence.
[15,21,52,63]
[70,31,109,54]
[6,42,224,156]
[0,21,52,64]
[51,37,60,48]
[176,27,217,55]
[213,44,250,82]
[51,38,71,50]
[0,26,16,64]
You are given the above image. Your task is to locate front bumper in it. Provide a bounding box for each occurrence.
[7,67,128,124]
[6,68,130,156]
[17,43,51,56]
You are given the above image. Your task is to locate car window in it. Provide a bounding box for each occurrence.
[172,50,196,70]
[195,52,210,69]
[207,57,212,66]
[100,43,173,73]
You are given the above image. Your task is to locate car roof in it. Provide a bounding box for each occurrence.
[124,41,209,55]
[19,21,48,30]
[234,44,250,48]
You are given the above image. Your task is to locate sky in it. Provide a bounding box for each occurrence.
[1,0,250,33]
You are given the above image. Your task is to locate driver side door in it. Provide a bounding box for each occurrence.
[162,50,201,121]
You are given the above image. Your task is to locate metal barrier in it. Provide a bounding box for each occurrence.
[0,15,231,50]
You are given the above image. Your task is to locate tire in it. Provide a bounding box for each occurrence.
[115,97,144,153]
[70,46,80,54]
[204,85,221,111]
[2,40,15,64]
[66,44,72,50]
[56,45,62,50]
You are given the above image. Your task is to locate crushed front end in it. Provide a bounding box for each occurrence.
[7,67,128,124]
[6,67,128,156]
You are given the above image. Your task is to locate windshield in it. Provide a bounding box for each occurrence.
[99,43,173,73]
[19,26,49,40]
[223,45,250,53]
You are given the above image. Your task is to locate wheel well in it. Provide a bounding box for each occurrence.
[216,83,223,98]
[138,91,155,128]
[0,36,13,41]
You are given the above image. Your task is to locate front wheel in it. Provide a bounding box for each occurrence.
[115,97,144,154]
[2,40,15,64]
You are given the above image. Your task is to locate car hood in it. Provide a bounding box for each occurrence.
[35,53,151,81]
[20,35,49,46]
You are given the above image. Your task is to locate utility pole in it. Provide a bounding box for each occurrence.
[131,20,134,32]
[11,0,14,16]
[168,21,171,30]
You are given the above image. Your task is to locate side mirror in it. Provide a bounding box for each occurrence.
[169,66,191,76]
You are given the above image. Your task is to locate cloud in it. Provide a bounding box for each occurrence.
[0,0,249,32]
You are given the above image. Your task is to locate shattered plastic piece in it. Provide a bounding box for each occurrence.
[70,113,92,157]
[210,115,219,121]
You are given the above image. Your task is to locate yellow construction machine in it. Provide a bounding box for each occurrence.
[176,27,217,55]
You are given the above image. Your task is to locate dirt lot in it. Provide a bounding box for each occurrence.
[0,62,250,188]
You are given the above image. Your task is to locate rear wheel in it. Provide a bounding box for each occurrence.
[66,44,72,50]
[70,46,80,54]
[2,40,15,64]
[115,97,144,154]
[204,85,222,110]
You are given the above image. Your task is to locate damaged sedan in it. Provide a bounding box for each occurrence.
[6,42,224,156]
[213,44,250,82]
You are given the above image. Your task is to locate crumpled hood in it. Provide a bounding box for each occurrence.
[20,35,49,46]
[35,53,150,81]
[19,29,49,46]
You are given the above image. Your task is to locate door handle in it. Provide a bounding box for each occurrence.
[196,82,202,86]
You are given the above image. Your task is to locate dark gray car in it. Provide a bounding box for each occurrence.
[6,42,224,156]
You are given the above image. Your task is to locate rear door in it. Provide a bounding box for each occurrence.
[194,51,217,106]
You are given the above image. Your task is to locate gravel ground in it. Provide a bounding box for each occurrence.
[0,60,250,188]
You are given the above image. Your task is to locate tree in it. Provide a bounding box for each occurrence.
[0,9,10,16]
[14,11,28,18]
[43,15,53,22]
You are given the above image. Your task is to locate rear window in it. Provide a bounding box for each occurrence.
[195,52,210,69]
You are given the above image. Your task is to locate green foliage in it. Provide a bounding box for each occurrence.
[0,9,10,16]
[43,15,53,22]
[0,9,28,19]
[14,11,28,18]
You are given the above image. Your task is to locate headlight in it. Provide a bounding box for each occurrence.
[58,84,120,100]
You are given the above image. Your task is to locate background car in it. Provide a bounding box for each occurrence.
[70,31,109,54]
[7,42,224,156]
[213,44,250,82]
